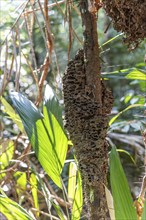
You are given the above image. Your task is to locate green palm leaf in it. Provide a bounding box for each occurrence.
[110,146,137,219]
[10,92,68,188]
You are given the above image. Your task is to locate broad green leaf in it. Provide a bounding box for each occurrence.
[0,195,35,220]
[0,140,14,169]
[1,96,24,133]
[105,185,115,220]
[126,70,146,80]
[30,173,39,217]
[71,169,83,220]
[109,104,144,125]
[141,200,146,220]
[43,106,68,175]
[68,162,77,204]
[44,84,63,129]
[10,92,68,188]
[110,146,137,219]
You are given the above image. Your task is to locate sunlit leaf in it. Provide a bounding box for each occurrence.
[0,195,35,220]
[30,173,39,217]
[102,68,146,80]
[109,104,144,125]
[68,162,77,204]
[10,92,68,188]
[1,96,24,133]
[44,84,63,129]
[126,70,146,80]
[110,146,137,219]
[14,171,27,197]
[71,169,83,220]
[0,140,14,170]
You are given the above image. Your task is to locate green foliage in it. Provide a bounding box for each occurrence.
[0,195,35,220]
[109,104,144,125]
[71,168,83,220]
[110,146,137,219]
[30,173,39,217]
[0,140,14,170]
[68,161,83,219]
[1,97,24,133]
[10,91,68,188]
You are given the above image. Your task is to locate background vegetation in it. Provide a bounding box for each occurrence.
[0,0,146,219]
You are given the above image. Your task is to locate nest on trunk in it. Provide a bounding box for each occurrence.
[102,0,146,49]
[63,49,113,186]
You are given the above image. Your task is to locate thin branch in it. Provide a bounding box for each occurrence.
[0,39,8,95]
[31,208,60,220]
[21,51,39,86]
[29,0,49,54]
[15,24,22,91]
[22,0,65,16]
[24,12,38,73]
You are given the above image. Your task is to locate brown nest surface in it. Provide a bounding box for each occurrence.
[102,0,146,49]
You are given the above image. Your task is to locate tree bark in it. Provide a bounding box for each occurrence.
[63,0,113,219]
[79,1,110,219]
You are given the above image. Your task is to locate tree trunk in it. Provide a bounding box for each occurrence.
[63,0,113,219]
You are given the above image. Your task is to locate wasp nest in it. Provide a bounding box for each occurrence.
[102,0,146,49]
[63,49,113,186]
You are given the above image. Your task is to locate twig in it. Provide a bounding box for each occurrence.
[21,51,39,86]
[43,176,71,208]
[31,208,60,220]
[15,24,22,91]
[0,39,8,95]
[67,2,73,60]
[11,30,18,79]
[36,53,50,106]
[29,0,49,54]
[24,12,38,73]
[38,0,53,54]
[22,0,65,16]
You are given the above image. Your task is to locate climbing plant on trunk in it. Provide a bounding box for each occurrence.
[63,0,113,219]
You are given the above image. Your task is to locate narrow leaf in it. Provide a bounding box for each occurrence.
[30,173,39,217]
[14,171,27,197]
[110,146,137,219]
[0,195,35,220]
[68,162,77,204]
[109,104,144,125]
[71,169,83,220]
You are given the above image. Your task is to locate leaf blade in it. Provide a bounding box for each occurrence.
[110,147,137,219]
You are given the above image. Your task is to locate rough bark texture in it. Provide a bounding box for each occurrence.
[63,0,113,219]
